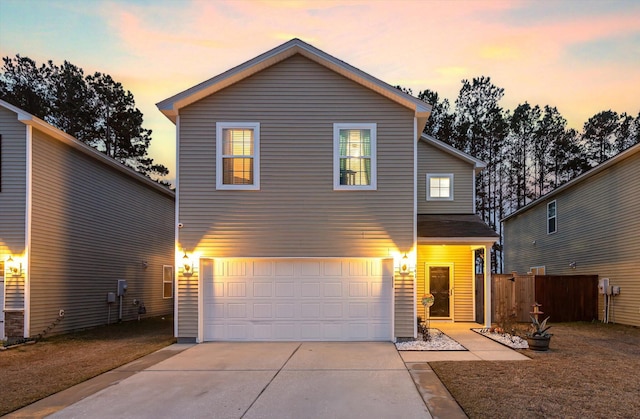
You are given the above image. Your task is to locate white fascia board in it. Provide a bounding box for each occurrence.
[0,100,174,198]
[156,39,432,124]
[420,134,486,171]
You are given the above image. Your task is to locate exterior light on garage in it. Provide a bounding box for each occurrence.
[5,255,22,276]
[182,252,194,277]
[400,253,410,275]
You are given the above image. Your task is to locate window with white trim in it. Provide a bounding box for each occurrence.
[216,122,260,190]
[334,123,376,190]
[163,265,174,299]
[529,266,546,275]
[427,174,453,200]
[547,200,557,234]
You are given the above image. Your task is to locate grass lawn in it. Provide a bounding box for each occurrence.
[431,322,640,418]
[0,316,175,416]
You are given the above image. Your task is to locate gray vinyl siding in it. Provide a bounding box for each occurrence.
[504,149,640,327]
[28,128,175,336]
[417,141,475,214]
[394,275,414,338]
[178,54,415,258]
[177,54,416,339]
[0,107,27,310]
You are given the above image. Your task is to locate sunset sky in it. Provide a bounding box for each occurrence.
[1,0,639,184]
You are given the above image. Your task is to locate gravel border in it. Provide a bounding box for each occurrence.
[471,328,529,349]
[396,329,467,351]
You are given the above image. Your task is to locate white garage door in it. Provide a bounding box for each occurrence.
[202,258,393,341]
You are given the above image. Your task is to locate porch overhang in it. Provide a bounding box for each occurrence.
[417,214,498,328]
[417,214,500,241]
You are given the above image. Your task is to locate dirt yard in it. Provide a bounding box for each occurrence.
[0,316,175,416]
[2,318,638,418]
[431,322,640,418]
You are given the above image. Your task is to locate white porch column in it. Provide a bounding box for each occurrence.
[483,244,492,328]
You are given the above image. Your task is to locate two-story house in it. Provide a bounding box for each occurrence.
[1,99,175,342]
[157,39,498,342]
[504,142,640,327]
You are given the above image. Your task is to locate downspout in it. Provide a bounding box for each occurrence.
[413,117,418,339]
[24,125,33,338]
[174,115,181,340]
[483,244,492,328]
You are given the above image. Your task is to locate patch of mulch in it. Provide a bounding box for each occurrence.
[0,316,175,416]
[431,322,640,418]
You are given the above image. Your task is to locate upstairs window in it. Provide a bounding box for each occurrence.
[334,123,376,190]
[216,122,260,190]
[547,200,557,234]
[427,174,453,200]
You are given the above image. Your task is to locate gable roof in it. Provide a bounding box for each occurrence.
[502,141,640,222]
[420,134,486,173]
[0,99,174,198]
[157,38,432,129]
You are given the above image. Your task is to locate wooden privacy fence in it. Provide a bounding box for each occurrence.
[492,274,598,323]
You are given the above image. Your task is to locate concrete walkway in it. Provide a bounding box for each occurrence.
[400,322,531,363]
[7,325,528,419]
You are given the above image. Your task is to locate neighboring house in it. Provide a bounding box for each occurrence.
[0,99,175,342]
[503,142,640,327]
[157,39,498,343]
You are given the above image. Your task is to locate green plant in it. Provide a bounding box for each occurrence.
[528,316,552,338]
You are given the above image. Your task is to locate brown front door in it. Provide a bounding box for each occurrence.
[428,266,451,318]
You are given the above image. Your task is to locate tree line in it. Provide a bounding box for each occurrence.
[2,55,637,271]
[0,55,169,184]
[401,77,639,273]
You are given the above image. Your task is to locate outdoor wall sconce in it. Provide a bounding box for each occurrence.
[182,252,194,277]
[569,261,577,269]
[6,256,22,276]
[398,253,414,276]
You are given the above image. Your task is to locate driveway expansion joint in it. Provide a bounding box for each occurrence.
[240,343,302,418]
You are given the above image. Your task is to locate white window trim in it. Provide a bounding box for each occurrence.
[529,266,546,275]
[163,265,174,299]
[216,122,260,190]
[426,173,454,201]
[333,123,377,190]
[547,200,557,234]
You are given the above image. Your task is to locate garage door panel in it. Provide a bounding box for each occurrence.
[349,302,368,318]
[253,304,272,318]
[253,282,273,297]
[349,282,369,297]
[276,303,294,318]
[275,282,294,297]
[253,261,273,276]
[228,304,246,318]
[323,261,343,276]
[323,282,342,297]
[301,282,320,297]
[203,259,392,341]
[228,282,246,297]
[323,303,343,318]
[301,262,321,276]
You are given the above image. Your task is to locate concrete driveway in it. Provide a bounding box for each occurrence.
[42,342,434,419]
